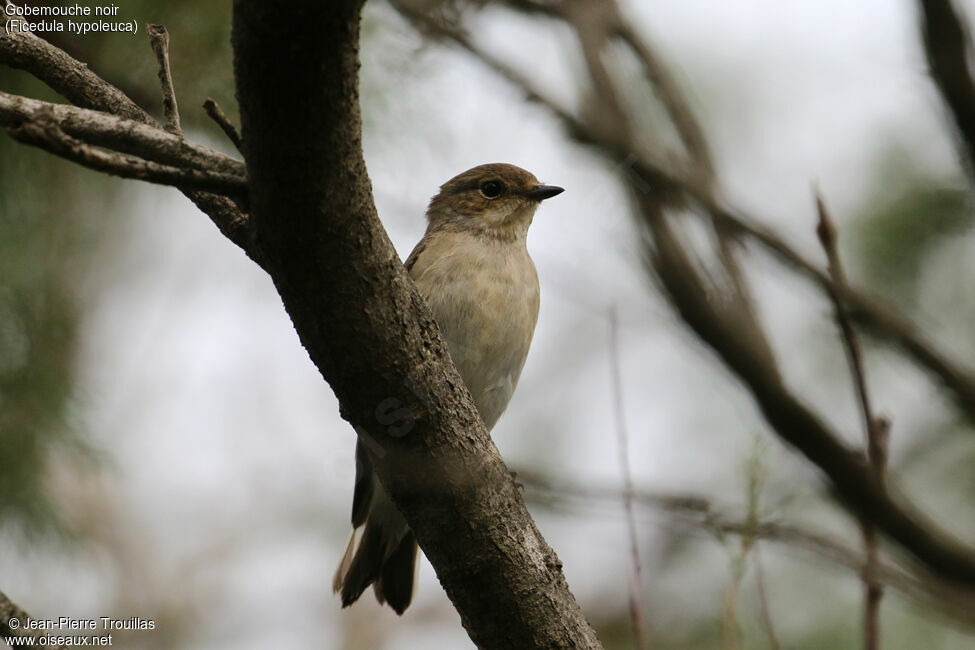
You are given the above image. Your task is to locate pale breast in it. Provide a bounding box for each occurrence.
[409,231,540,430]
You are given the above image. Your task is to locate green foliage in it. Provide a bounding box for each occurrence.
[0,143,86,536]
[852,165,970,301]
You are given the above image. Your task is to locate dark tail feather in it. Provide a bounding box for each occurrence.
[373,531,418,615]
[335,442,417,613]
[339,520,386,608]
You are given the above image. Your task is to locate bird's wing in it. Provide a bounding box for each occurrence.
[404,237,427,274]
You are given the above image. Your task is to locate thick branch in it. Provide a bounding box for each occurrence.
[231,1,600,647]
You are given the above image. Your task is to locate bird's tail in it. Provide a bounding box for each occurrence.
[333,442,418,615]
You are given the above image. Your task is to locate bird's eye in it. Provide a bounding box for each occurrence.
[479,180,504,199]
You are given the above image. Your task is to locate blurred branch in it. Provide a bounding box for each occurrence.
[637,182,975,593]
[608,308,651,650]
[753,551,783,650]
[0,590,65,649]
[918,0,975,180]
[395,2,975,431]
[0,7,261,267]
[705,199,975,429]
[520,470,975,628]
[816,193,890,650]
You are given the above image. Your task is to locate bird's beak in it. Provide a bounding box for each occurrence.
[525,184,565,201]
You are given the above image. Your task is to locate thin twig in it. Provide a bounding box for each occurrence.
[147,24,182,136]
[203,98,243,152]
[815,192,889,650]
[8,115,247,197]
[520,469,975,629]
[608,307,652,650]
[815,192,884,468]
[753,549,783,650]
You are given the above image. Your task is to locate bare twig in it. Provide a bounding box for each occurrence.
[702,198,975,428]
[815,193,887,473]
[753,550,783,650]
[0,16,261,266]
[147,24,182,136]
[608,307,651,650]
[637,186,975,591]
[0,4,151,122]
[0,590,65,649]
[816,192,889,650]
[918,0,975,181]
[520,470,975,629]
[8,115,247,197]
[0,91,243,175]
[203,98,243,152]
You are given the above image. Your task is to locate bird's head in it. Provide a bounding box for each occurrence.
[426,163,563,241]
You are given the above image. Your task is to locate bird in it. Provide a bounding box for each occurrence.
[332,163,564,614]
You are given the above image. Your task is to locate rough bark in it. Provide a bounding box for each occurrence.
[231,1,601,648]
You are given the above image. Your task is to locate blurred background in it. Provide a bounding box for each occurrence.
[3,0,975,648]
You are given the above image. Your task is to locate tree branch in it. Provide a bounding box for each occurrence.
[918,0,975,180]
[0,91,244,175]
[147,24,181,135]
[231,1,600,647]
[522,470,975,628]
[608,308,651,650]
[0,4,151,122]
[7,113,246,196]
[0,10,261,267]
[1,590,65,649]
[203,97,243,152]
[816,193,889,650]
[635,184,975,591]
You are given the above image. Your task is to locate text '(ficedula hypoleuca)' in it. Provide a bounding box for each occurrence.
[333,163,564,614]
